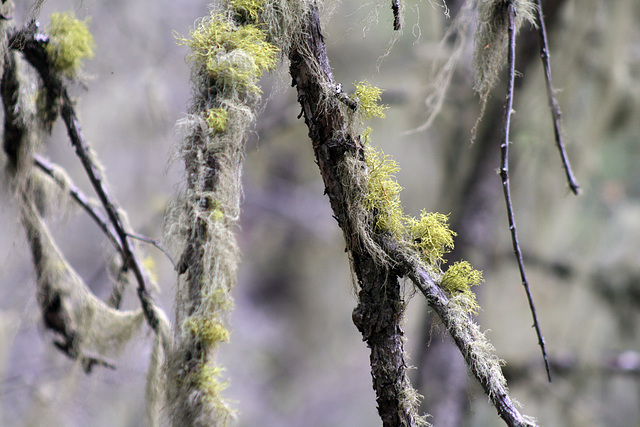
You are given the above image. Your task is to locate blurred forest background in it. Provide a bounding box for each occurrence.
[1,0,640,426]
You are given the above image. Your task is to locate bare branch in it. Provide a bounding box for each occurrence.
[534,0,579,195]
[500,2,551,382]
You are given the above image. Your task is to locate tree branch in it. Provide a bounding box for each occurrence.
[33,153,123,254]
[289,3,536,426]
[289,5,419,426]
[10,23,168,339]
[500,2,551,382]
[534,0,579,195]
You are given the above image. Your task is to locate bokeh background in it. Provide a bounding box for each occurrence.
[1,0,640,426]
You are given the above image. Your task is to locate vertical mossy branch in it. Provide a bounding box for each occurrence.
[167,2,278,425]
[288,5,421,426]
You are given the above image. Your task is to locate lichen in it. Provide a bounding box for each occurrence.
[45,11,95,77]
[205,107,229,132]
[176,12,279,94]
[363,145,405,237]
[357,131,482,314]
[473,0,537,99]
[353,81,388,120]
[442,261,483,314]
[185,316,230,347]
[408,211,456,266]
[230,0,266,23]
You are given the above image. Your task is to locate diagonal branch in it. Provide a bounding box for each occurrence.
[33,153,123,253]
[500,2,551,382]
[383,237,537,427]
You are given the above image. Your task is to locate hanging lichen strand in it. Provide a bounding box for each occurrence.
[167,1,278,425]
[473,0,536,104]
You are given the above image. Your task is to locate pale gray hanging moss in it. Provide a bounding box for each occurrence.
[473,0,537,100]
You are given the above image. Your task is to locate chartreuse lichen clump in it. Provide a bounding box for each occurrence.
[45,11,95,77]
[442,261,484,314]
[176,11,278,96]
[352,83,483,312]
[205,107,229,133]
[353,81,389,120]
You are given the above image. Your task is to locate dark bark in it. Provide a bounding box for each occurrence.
[289,5,417,426]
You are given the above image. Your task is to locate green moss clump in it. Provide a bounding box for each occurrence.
[353,81,388,120]
[206,107,229,132]
[441,261,483,314]
[230,0,266,23]
[363,145,405,237]
[357,131,482,314]
[408,211,456,265]
[45,12,95,77]
[185,316,230,347]
[190,363,230,406]
[176,13,279,93]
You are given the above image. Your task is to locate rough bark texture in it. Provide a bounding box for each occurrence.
[289,5,418,426]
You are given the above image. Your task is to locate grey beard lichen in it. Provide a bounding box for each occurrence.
[166,1,280,425]
[473,0,537,102]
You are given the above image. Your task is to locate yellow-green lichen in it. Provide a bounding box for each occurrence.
[206,107,229,132]
[189,362,230,406]
[408,211,456,266]
[176,13,279,93]
[185,316,230,347]
[353,81,388,120]
[209,207,225,222]
[230,0,266,23]
[45,12,95,77]
[363,145,405,237]
[441,261,483,314]
[358,132,482,314]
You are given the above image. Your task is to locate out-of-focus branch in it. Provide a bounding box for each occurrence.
[9,22,169,340]
[33,153,123,253]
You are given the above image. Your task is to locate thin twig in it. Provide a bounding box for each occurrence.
[59,90,162,332]
[127,232,177,269]
[33,153,123,252]
[34,155,177,271]
[534,0,579,195]
[391,0,401,31]
[501,3,551,382]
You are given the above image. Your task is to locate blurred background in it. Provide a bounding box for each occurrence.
[1,0,639,426]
